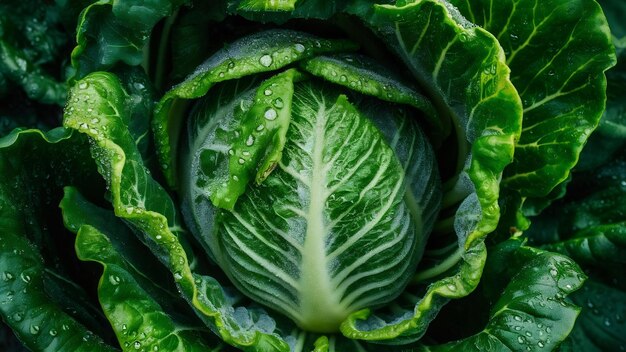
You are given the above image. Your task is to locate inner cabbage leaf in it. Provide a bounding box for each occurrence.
[181,78,441,333]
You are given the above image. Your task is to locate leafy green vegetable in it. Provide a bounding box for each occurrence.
[0,0,621,351]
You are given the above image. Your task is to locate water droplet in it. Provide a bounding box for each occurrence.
[30,325,40,335]
[246,135,254,146]
[90,118,99,124]
[227,61,235,70]
[331,71,338,77]
[126,207,134,214]
[294,43,305,52]
[2,272,14,281]
[156,235,162,240]
[134,341,142,349]
[49,329,58,336]
[78,82,89,89]
[232,175,239,181]
[12,312,23,322]
[174,272,183,280]
[20,273,31,283]
[238,158,245,165]
[525,331,532,337]
[122,324,128,331]
[264,89,273,96]
[218,72,225,78]
[538,341,545,348]
[273,98,284,108]
[259,55,273,67]
[510,33,519,41]
[264,108,277,120]
[62,324,70,331]
[565,284,572,290]
[518,336,526,344]
[549,269,558,277]
[228,149,234,155]
[242,151,251,156]
[604,318,612,327]
[109,275,121,285]
[514,315,522,322]
[446,284,457,291]
[256,124,265,131]
[339,75,347,82]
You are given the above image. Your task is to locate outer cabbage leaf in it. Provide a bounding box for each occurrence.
[527,155,626,351]
[60,187,222,352]
[0,0,78,106]
[71,0,185,80]
[447,0,616,201]
[524,28,626,346]
[0,128,115,351]
[419,239,585,352]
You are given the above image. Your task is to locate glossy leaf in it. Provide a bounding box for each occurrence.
[0,128,115,351]
[71,0,184,79]
[0,0,76,106]
[300,53,443,135]
[60,187,218,352]
[421,239,585,352]
[448,0,615,199]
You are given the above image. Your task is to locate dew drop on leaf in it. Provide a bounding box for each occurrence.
[259,55,273,67]
[264,108,277,120]
[30,325,40,335]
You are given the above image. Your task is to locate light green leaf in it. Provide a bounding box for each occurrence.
[300,53,444,135]
[237,0,298,11]
[209,69,301,210]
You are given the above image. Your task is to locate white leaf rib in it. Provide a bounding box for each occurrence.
[230,210,298,266]
[222,222,300,289]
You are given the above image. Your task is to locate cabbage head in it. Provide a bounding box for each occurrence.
[0,0,621,351]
